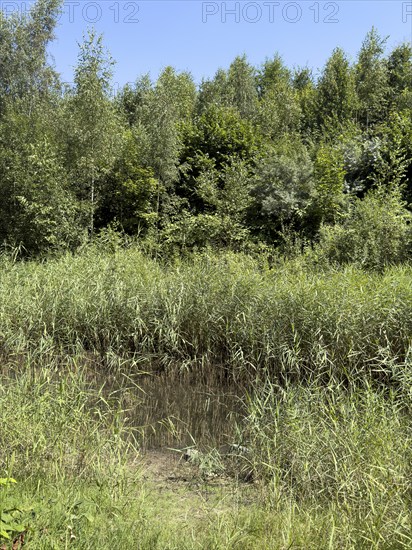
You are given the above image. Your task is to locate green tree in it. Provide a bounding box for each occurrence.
[355,28,390,127]
[179,104,258,213]
[131,68,196,229]
[372,112,411,193]
[316,48,357,127]
[0,0,81,254]
[164,159,252,250]
[386,43,412,110]
[0,0,62,116]
[250,139,315,241]
[97,128,158,234]
[293,67,316,135]
[226,55,258,119]
[116,75,152,127]
[197,56,258,120]
[64,30,122,237]
[313,141,347,223]
[339,113,411,199]
[0,111,81,254]
[197,69,230,114]
[256,54,291,97]
[317,185,411,270]
[256,55,301,140]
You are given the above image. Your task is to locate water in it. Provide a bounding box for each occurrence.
[116,372,245,451]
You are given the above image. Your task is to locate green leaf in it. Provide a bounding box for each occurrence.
[0,477,17,486]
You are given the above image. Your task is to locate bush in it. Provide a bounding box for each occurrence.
[315,185,412,270]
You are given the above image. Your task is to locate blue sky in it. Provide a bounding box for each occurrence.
[42,0,412,86]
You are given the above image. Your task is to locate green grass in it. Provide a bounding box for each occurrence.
[2,364,412,548]
[2,247,412,547]
[243,378,412,547]
[1,246,412,384]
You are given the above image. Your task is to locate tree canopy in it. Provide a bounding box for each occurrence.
[0,2,410,259]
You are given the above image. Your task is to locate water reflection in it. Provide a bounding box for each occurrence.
[119,373,245,450]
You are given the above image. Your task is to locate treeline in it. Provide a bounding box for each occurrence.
[0,0,411,257]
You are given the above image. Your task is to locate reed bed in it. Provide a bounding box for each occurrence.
[242,378,412,547]
[0,247,412,385]
[2,248,412,547]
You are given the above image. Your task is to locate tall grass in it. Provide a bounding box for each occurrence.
[3,248,412,547]
[1,247,412,383]
[242,378,412,547]
[2,362,412,548]
[0,361,144,548]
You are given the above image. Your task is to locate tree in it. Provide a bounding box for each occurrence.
[256,54,291,98]
[293,67,317,135]
[64,30,122,237]
[97,128,158,235]
[197,56,258,120]
[178,104,258,213]
[355,28,390,127]
[317,185,411,270]
[164,159,253,250]
[116,74,152,127]
[130,68,197,230]
[339,113,411,199]
[250,139,315,241]
[226,55,258,119]
[313,141,347,224]
[386,43,412,111]
[0,110,81,254]
[0,0,62,117]
[315,48,357,127]
[371,112,411,193]
[255,55,301,140]
[197,69,230,114]
[147,68,196,188]
[0,0,82,255]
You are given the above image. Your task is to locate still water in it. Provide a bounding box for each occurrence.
[113,372,245,451]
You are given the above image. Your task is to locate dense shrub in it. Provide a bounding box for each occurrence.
[315,186,412,270]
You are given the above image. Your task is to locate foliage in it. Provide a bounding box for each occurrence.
[256,55,301,139]
[0,0,62,115]
[316,185,412,270]
[313,141,347,223]
[1,7,412,547]
[387,42,412,110]
[226,55,258,119]
[0,477,25,542]
[355,27,390,127]
[97,128,158,234]
[163,160,253,252]
[64,29,122,237]
[0,108,83,254]
[183,104,258,170]
[0,1,410,257]
[250,139,315,239]
[315,47,357,127]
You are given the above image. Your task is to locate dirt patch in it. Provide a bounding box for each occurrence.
[138,448,235,490]
[136,448,257,522]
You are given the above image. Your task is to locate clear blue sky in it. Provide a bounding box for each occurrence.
[42,0,412,87]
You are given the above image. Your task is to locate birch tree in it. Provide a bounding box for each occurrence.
[66,30,122,237]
